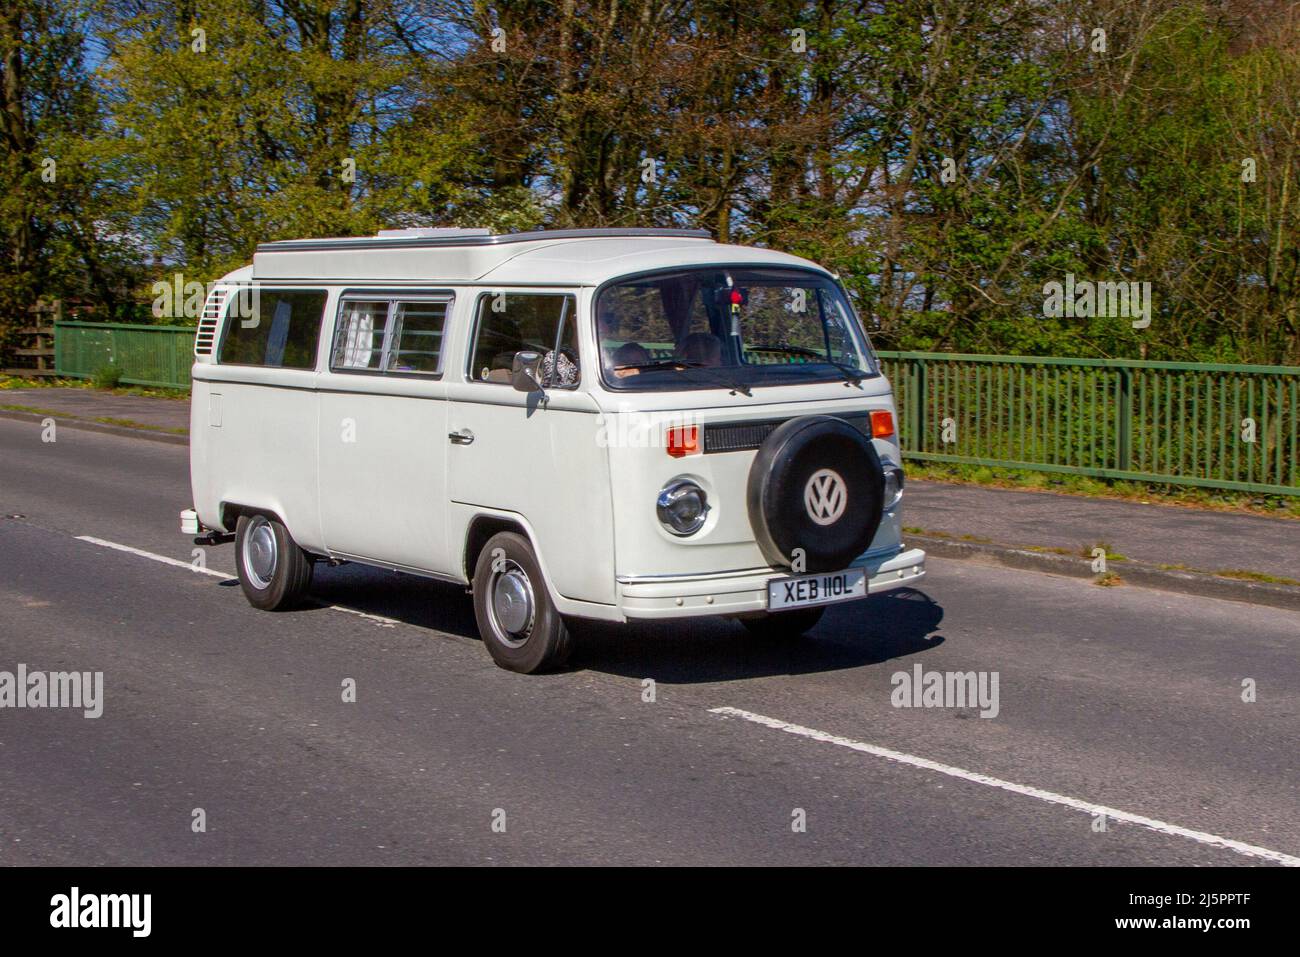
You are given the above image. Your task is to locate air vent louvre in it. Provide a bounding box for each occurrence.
[194,287,228,356]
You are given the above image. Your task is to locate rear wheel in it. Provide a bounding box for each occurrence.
[741,606,825,640]
[472,531,573,673]
[234,513,314,610]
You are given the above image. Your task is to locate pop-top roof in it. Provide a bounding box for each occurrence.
[244,227,827,286]
[258,226,711,253]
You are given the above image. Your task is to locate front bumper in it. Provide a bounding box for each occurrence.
[617,546,926,620]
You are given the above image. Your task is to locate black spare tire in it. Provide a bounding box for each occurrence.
[746,415,885,573]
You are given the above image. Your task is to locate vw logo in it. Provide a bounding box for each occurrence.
[804,468,847,525]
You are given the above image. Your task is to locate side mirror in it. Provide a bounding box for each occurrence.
[511,350,545,392]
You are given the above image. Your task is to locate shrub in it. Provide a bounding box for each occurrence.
[91,364,123,389]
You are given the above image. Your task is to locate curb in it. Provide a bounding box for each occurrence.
[0,409,188,447]
[910,534,1300,613]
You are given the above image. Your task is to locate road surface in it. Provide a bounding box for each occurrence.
[0,417,1296,865]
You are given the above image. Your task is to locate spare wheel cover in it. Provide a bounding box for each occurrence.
[746,415,884,573]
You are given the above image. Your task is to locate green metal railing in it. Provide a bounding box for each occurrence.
[876,351,1300,495]
[47,323,1299,494]
[54,322,195,389]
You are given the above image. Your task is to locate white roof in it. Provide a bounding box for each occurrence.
[217,265,254,284]
[232,229,830,286]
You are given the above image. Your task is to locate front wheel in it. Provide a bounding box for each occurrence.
[234,513,314,610]
[472,532,573,673]
[740,606,825,640]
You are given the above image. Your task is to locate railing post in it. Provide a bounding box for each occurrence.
[913,358,928,453]
[1117,367,1132,472]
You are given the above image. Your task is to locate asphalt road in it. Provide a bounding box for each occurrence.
[0,416,1297,866]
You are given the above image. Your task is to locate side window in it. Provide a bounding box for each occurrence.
[219,289,326,369]
[329,295,450,376]
[332,300,390,370]
[470,294,578,387]
[388,301,448,374]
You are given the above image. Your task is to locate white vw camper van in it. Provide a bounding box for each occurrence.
[182,228,926,672]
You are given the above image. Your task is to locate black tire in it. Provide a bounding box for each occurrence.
[746,415,884,573]
[234,513,314,611]
[741,607,825,640]
[472,531,573,674]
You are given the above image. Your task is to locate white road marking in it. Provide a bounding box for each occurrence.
[75,535,398,628]
[77,535,227,578]
[710,706,1300,867]
[322,604,399,628]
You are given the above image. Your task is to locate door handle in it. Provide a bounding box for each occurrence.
[448,429,475,445]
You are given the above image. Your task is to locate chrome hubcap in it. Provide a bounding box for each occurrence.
[490,561,535,647]
[244,518,278,590]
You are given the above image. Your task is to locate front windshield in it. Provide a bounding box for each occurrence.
[596,267,877,391]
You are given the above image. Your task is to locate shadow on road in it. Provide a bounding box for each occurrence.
[302,564,481,640]
[572,588,944,683]
[296,564,944,683]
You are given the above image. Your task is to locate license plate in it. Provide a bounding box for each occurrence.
[767,567,867,610]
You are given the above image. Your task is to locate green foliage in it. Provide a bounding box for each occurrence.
[1,1,1298,367]
[90,363,123,388]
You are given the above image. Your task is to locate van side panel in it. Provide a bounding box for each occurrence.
[441,286,617,605]
[191,365,323,551]
[316,382,449,572]
[443,385,617,605]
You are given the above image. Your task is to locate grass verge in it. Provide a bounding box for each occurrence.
[0,402,187,436]
[93,416,188,435]
[0,374,188,400]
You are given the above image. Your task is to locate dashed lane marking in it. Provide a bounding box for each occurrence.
[76,535,398,628]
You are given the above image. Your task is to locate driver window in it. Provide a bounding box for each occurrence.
[470,293,579,387]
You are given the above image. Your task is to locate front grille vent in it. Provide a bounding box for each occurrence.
[703,420,781,453]
[702,413,870,454]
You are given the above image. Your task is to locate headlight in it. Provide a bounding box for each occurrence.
[882,464,904,509]
[657,480,709,536]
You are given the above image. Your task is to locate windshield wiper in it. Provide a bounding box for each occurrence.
[613,359,753,397]
[825,360,868,387]
[746,348,869,387]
